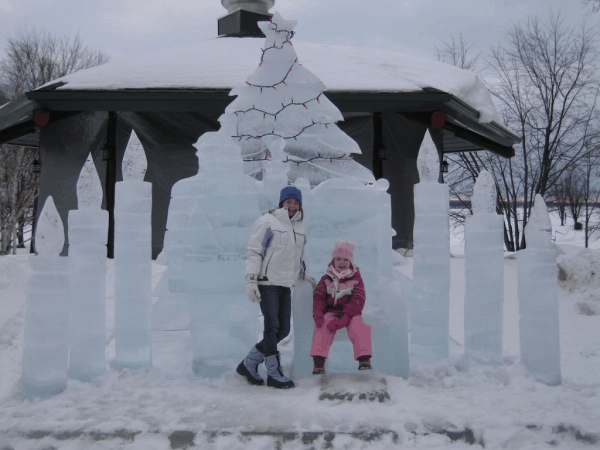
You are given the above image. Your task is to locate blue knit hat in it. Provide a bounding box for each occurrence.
[279,186,302,206]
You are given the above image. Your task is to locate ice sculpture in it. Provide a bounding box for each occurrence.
[292,177,409,378]
[164,131,261,378]
[159,11,405,378]
[375,178,394,278]
[21,196,70,398]
[151,266,190,331]
[518,194,561,385]
[216,11,403,377]
[464,170,504,366]
[113,131,153,370]
[68,155,109,380]
[410,131,451,363]
[219,11,374,187]
[259,135,290,213]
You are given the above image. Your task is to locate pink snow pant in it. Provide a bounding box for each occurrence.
[310,313,372,360]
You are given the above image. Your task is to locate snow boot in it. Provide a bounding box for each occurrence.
[236,345,265,385]
[358,355,371,371]
[312,356,326,375]
[265,353,294,389]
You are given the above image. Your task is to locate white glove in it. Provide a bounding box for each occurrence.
[300,274,317,290]
[245,275,261,303]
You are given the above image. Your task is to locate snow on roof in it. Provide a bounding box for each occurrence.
[43,37,500,124]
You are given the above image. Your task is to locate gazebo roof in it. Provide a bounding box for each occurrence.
[0,37,520,155]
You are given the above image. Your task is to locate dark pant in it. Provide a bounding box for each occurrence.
[255,285,292,357]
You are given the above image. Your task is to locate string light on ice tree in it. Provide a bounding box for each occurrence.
[220,10,372,185]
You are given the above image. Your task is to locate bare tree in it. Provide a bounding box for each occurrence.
[546,176,569,226]
[434,32,482,72]
[577,136,600,247]
[565,169,587,226]
[0,88,8,105]
[434,32,521,250]
[0,26,110,99]
[486,12,599,250]
[0,145,39,254]
[0,27,110,254]
[583,0,600,13]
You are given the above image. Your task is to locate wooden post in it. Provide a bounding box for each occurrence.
[104,111,117,259]
[373,112,384,180]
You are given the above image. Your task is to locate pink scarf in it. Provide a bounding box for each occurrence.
[328,264,354,280]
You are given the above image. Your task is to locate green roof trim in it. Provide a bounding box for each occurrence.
[24,89,458,113]
[0,88,520,155]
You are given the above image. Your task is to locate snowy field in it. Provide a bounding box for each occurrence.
[0,214,599,449]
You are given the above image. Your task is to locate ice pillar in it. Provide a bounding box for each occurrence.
[113,131,153,370]
[374,178,409,378]
[165,132,261,378]
[21,196,70,398]
[376,178,393,279]
[518,194,561,385]
[68,156,109,380]
[464,170,504,365]
[374,276,410,379]
[410,131,451,362]
[291,177,314,378]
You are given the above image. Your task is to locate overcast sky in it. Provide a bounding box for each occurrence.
[0,0,598,69]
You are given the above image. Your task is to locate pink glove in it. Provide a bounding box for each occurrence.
[326,314,351,333]
[314,312,324,329]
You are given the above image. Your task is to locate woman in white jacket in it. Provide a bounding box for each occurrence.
[237,186,315,389]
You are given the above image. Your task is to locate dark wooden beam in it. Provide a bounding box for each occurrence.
[0,120,37,146]
[372,112,384,179]
[25,90,453,113]
[442,121,515,158]
[0,111,82,147]
[104,112,117,259]
[14,89,520,156]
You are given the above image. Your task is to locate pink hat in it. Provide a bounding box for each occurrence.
[332,239,356,265]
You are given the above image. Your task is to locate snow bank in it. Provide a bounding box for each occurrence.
[558,246,600,315]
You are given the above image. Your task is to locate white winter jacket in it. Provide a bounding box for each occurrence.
[246,207,307,288]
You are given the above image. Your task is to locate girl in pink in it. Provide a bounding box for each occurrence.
[310,239,372,374]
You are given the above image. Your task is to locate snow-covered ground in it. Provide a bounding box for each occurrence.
[0,214,599,449]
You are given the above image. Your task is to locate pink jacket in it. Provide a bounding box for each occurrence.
[313,264,366,323]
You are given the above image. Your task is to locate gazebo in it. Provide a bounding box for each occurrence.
[0,0,519,257]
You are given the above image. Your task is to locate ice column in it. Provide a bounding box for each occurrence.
[464,170,504,366]
[373,178,409,378]
[68,155,109,380]
[373,276,410,379]
[165,131,261,378]
[151,266,190,331]
[410,131,451,362]
[21,196,70,398]
[113,131,153,370]
[518,194,561,385]
[376,178,393,279]
[290,177,315,378]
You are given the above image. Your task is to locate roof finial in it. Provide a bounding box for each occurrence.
[221,0,274,14]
